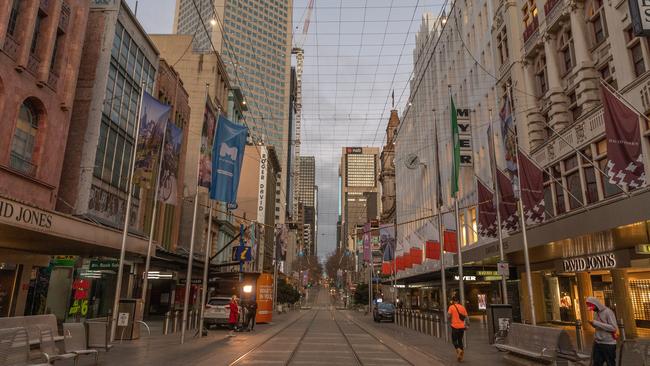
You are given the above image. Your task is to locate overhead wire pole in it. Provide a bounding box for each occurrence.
[110,81,145,342]
[507,84,535,325]
[433,110,449,341]
[488,108,508,305]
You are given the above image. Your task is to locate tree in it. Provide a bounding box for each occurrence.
[291,255,323,284]
[324,249,355,280]
[353,283,369,305]
[276,279,300,304]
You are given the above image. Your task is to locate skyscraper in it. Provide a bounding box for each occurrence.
[174,0,293,224]
[298,156,316,255]
[339,147,381,255]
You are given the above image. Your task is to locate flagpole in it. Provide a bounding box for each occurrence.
[433,109,448,340]
[198,199,213,336]
[488,108,508,304]
[141,123,168,307]
[449,86,465,310]
[507,85,536,325]
[181,83,210,344]
[110,82,146,342]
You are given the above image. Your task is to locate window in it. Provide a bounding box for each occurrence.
[10,100,40,175]
[558,29,575,74]
[543,170,555,218]
[7,0,20,37]
[598,62,616,88]
[564,155,583,209]
[50,31,64,72]
[589,0,607,45]
[496,27,510,64]
[568,91,582,122]
[522,0,538,27]
[582,148,599,204]
[596,139,620,197]
[31,12,46,54]
[552,165,566,214]
[535,54,548,96]
[627,28,646,77]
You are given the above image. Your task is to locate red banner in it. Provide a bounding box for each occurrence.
[477,179,498,237]
[443,231,458,253]
[381,261,393,275]
[518,149,546,224]
[410,247,423,265]
[497,169,519,231]
[396,255,404,271]
[601,86,646,189]
[403,253,413,268]
[425,240,440,260]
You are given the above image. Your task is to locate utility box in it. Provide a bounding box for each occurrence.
[115,299,143,340]
[487,303,512,344]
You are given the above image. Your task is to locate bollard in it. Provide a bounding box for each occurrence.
[406,310,410,329]
[428,314,434,336]
[415,312,420,332]
[173,310,180,333]
[409,311,413,329]
[435,314,441,338]
[419,313,423,333]
[163,311,170,335]
[575,320,584,352]
[618,318,626,341]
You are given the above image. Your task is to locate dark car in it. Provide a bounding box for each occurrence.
[373,302,395,322]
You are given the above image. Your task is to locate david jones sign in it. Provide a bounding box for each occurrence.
[0,198,53,229]
[562,253,616,272]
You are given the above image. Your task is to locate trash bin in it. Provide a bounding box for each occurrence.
[487,303,512,344]
[115,298,143,340]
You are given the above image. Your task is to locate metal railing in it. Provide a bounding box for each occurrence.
[395,309,444,340]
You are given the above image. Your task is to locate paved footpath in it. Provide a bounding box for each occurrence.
[348,312,506,365]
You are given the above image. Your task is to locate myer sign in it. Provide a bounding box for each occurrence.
[456,108,473,167]
[630,0,650,37]
[555,250,630,273]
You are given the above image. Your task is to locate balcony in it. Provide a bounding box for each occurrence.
[59,2,71,32]
[27,54,40,76]
[543,0,566,32]
[47,71,59,90]
[523,17,540,54]
[39,0,51,13]
[532,107,604,167]
[2,36,19,60]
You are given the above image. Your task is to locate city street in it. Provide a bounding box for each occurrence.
[56,289,446,366]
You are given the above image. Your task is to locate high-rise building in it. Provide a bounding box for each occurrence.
[298,156,315,206]
[339,147,381,256]
[174,0,293,225]
[379,110,400,224]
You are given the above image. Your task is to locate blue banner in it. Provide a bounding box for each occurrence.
[209,115,248,203]
[133,92,170,188]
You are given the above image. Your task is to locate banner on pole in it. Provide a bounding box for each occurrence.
[518,150,546,225]
[499,96,518,174]
[497,169,519,231]
[363,223,371,263]
[477,179,498,238]
[379,224,395,261]
[158,123,183,205]
[210,115,248,204]
[198,101,217,188]
[601,86,646,189]
[133,92,170,188]
[275,224,287,261]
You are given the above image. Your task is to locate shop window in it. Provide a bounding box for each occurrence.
[626,28,646,77]
[10,99,41,175]
[629,280,650,325]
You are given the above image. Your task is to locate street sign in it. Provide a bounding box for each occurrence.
[117,312,129,327]
[497,262,509,278]
[89,259,119,271]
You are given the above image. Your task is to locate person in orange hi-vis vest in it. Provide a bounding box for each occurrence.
[448,295,469,362]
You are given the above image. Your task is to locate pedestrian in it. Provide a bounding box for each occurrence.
[448,295,468,362]
[228,295,239,337]
[247,299,258,331]
[586,297,618,366]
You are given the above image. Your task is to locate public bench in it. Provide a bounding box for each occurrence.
[0,314,63,346]
[86,317,112,351]
[495,323,589,365]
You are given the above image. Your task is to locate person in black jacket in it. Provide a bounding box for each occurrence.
[245,299,258,331]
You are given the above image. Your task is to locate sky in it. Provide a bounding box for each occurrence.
[126,0,443,259]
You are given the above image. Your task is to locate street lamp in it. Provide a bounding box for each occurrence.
[209,19,217,26]
[243,284,253,294]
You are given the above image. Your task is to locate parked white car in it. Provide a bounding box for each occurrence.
[204,297,235,328]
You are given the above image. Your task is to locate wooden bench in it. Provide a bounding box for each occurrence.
[0,314,63,346]
[495,323,589,365]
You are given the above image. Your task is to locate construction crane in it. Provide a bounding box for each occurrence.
[291,0,314,222]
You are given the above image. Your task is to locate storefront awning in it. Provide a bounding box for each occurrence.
[0,195,148,257]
